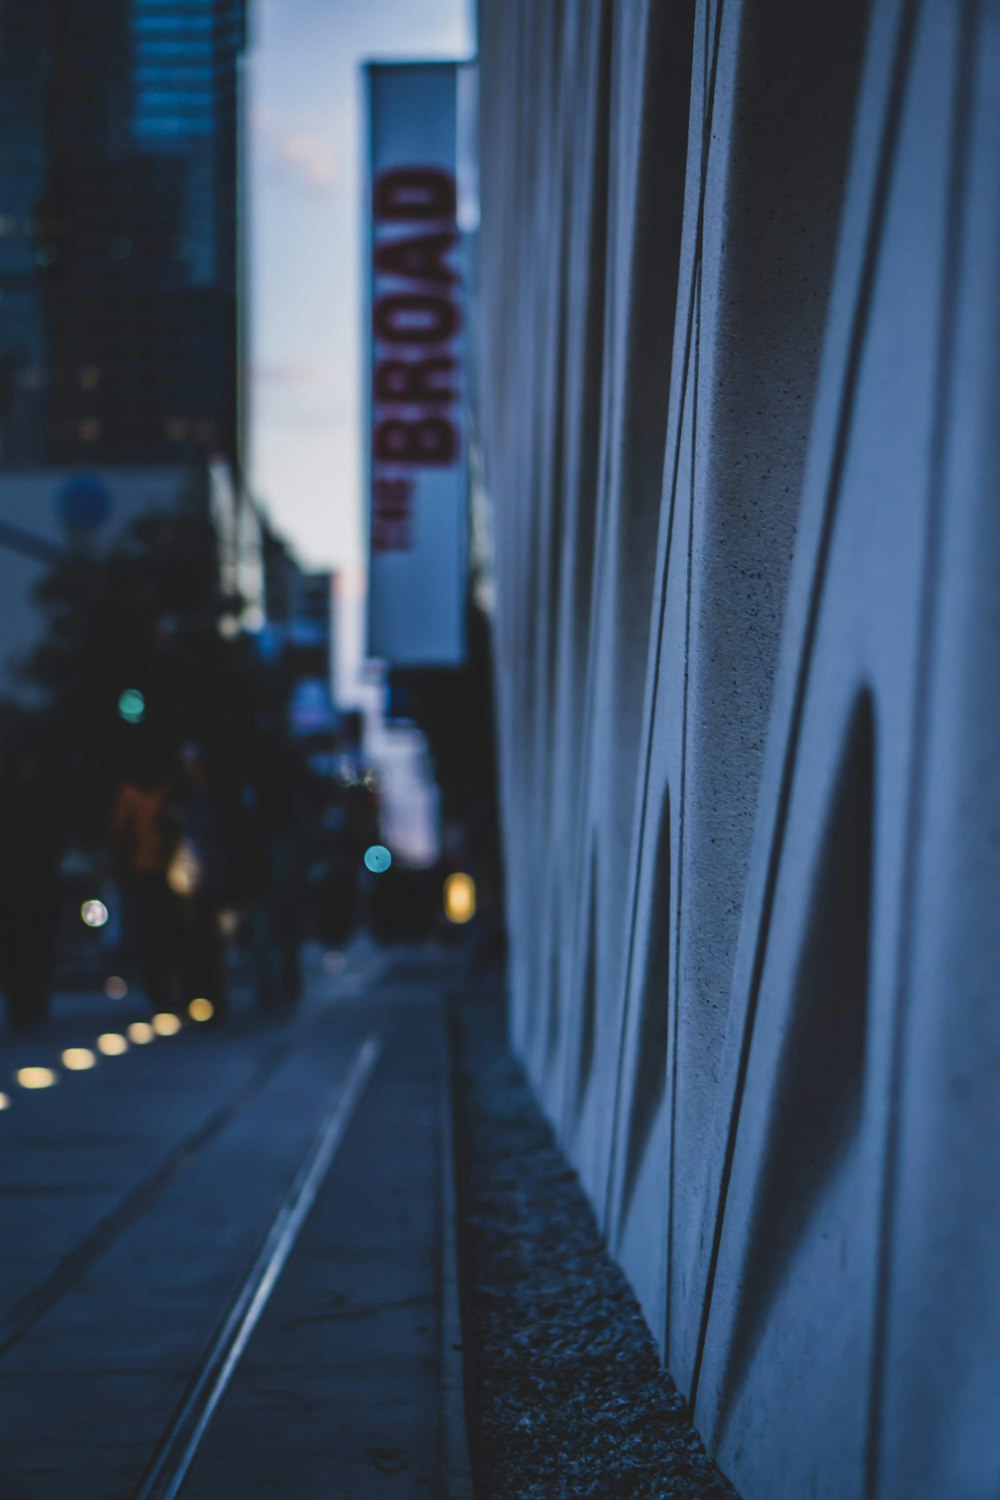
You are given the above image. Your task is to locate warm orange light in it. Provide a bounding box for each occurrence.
[17,1066,58,1090]
[0,1092,10,1111]
[188,998,214,1023]
[443,872,477,925]
[96,1032,128,1057]
[166,842,201,895]
[61,1048,97,1071]
[127,1022,155,1045]
[152,1012,181,1037]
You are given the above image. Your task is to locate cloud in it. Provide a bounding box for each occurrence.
[274,132,340,191]
[249,102,278,134]
[250,106,341,194]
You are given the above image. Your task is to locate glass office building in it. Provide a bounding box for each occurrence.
[0,6,50,464]
[0,0,246,471]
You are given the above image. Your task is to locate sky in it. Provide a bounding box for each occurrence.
[247,0,474,578]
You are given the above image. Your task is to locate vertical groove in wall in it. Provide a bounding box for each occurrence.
[690,0,896,1411]
[674,0,875,1215]
[575,856,599,1118]
[608,0,697,758]
[545,934,561,1076]
[621,792,672,1217]
[568,0,612,705]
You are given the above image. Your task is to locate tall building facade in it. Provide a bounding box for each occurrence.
[0,0,246,472]
[0,4,50,463]
[476,2,1000,1497]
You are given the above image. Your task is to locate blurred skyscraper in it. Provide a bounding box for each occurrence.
[0,0,246,474]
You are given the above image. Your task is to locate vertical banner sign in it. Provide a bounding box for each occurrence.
[365,62,467,666]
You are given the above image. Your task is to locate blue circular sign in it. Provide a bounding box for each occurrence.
[364,844,392,874]
[57,474,113,535]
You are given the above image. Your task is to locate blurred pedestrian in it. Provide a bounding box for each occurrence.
[0,739,68,1031]
[110,743,181,1013]
[250,738,305,1012]
[170,743,231,1021]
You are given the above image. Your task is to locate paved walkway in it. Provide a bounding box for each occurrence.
[0,943,470,1500]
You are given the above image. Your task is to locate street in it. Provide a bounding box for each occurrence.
[0,944,465,1499]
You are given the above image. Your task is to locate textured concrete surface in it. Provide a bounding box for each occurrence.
[476,1,1000,1495]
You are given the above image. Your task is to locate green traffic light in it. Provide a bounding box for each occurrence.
[118,688,145,724]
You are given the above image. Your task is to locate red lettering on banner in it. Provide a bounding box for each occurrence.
[371,164,462,554]
[374,416,457,465]
[373,168,456,221]
[374,357,457,404]
[374,293,460,345]
[371,476,413,553]
[374,231,458,285]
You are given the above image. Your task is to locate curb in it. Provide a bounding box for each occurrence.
[440,1009,474,1499]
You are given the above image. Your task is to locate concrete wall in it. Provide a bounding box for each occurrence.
[475,1,1000,1495]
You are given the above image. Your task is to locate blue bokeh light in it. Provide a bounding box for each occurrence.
[364,844,392,874]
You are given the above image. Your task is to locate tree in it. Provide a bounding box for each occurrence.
[8,507,289,848]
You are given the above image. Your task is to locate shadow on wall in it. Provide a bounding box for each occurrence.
[718,692,875,1422]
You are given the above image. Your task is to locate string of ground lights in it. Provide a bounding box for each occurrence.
[0,893,216,1114]
[0,998,214,1113]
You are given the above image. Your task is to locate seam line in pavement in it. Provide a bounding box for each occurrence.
[0,1042,292,1358]
[132,1034,382,1500]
